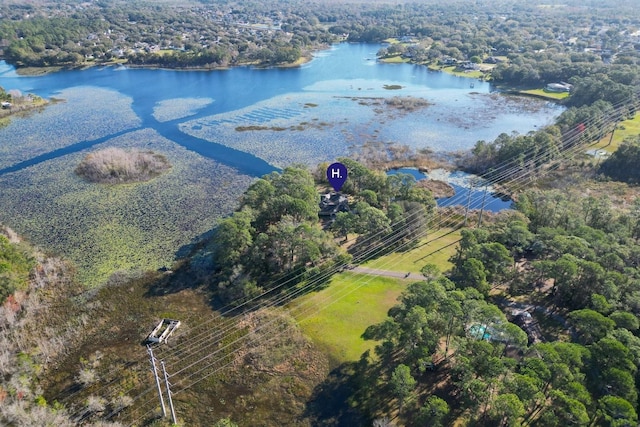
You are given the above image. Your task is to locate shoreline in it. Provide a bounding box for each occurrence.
[0,96,57,126]
[10,53,315,76]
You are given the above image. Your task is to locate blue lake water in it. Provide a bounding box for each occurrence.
[0,43,562,177]
[388,167,512,212]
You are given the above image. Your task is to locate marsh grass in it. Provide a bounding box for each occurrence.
[0,128,252,287]
[384,96,431,111]
[75,147,171,184]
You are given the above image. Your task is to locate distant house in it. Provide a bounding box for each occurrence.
[509,310,543,345]
[483,56,503,64]
[457,61,479,71]
[545,82,572,92]
[319,192,349,218]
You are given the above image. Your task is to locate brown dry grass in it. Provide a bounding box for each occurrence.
[75,147,171,184]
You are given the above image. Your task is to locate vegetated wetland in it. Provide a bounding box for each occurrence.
[0,43,560,287]
[152,97,214,123]
[0,127,252,286]
[181,79,560,169]
[0,87,141,170]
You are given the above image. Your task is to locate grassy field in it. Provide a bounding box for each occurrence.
[290,229,461,365]
[379,55,410,63]
[519,88,570,100]
[593,113,640,153]
[289,272,406,364]
[428,64,485,79]
[363,228,460,274]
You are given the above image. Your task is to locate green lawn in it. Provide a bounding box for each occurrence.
[429,64,484,79]
[362,228,460,274]
[593,113,640,153]
[519,88,570,100]
[379,55,410,63]
[289,229,460,364]
[289,272,405,364]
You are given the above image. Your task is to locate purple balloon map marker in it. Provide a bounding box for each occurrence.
[327,162,348,191]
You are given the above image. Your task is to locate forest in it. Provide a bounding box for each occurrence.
[2,0,640,77]
[331,187,640,426]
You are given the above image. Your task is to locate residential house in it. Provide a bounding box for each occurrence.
[319,192,349,218]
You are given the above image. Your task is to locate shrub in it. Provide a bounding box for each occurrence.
[599,137,640,184]
[0,235,34,303]
[384,96,431,111]
[75,148,171,184]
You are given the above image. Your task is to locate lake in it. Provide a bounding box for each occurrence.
[0,43,558,285]
[0,43,562,174]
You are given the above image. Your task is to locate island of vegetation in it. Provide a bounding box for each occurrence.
[75,147,171,184]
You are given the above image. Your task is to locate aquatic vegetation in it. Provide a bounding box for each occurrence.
[180,86,560,168]
[384,96,431,111]
[0,87,141,170]
[75,147,171,184]
[0,128,252,286]
[235,125,288,132]
[152,97,214,122]
[180,93,370,167]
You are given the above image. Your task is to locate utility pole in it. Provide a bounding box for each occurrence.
[161,360,177,425]
[147,345,166,418]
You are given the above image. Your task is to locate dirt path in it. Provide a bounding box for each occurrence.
[350,266,424,281]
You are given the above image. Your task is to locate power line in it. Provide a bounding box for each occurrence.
[77,94,638,423]
[162,97,632,398]
[114,115,620,422]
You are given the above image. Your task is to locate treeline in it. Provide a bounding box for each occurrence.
[127,45,301,68]
[600,136,640,184]
[466,99,630,177]
[0,0,330,68]
[323,187,640,426]
[1,16,108,67]
[208,160,435,305]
